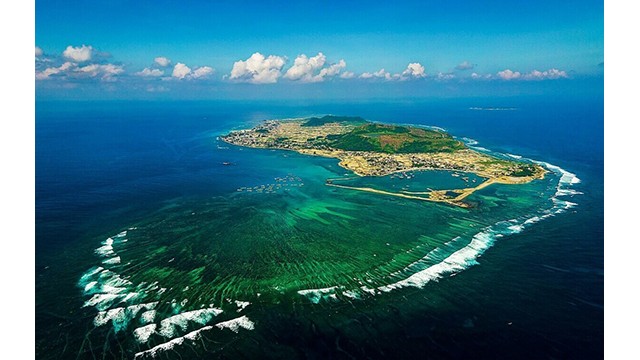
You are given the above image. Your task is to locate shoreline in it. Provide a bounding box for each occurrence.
[219,122,547,208]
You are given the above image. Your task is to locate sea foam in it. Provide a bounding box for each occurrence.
[134,325,213,359]
[158,308,223,338]
[215,315,255,333]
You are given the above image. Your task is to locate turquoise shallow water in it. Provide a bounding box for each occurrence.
[36,99,602,359]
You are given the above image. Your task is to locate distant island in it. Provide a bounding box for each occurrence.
[222,115,546,208]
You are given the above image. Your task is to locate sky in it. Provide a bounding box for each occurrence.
[34,0,604,99]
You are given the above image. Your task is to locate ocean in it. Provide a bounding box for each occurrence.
[35,96,603,359]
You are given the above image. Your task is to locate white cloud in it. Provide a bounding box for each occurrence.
[360,68,393,80]
[283,53,326,82]
[36,61,124,81]
[63,45,93,62]
[154,57,171,67]
[471,72,492,80]
[191,66,214,79]
[436,72,455,81]
[283,53,347,83]
[169,64,214,80]
[76,63,124,80]
[340,71,355,79]
[497,69,521,80]
[455,61,474,70]
[523,68,568,80]
[172,63,191,79]
[401,63,426,79]
[136,68,164,77]
[229,52,286,84]
[35,46,43,57]
[35,62,76,80]
[318,59,347,78]
[360,63,426,81]
[497,68,568,81]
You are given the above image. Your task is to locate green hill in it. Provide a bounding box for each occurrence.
[301,115,368,127]
[329,123,466,153]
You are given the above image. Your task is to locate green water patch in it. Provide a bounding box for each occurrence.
[72,147,578,359]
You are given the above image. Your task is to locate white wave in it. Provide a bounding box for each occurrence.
[532,160,581,186]
[116,230,127,237]
[94,307,127,327]
[120,292,143,304]
[215,315,255,333]
[234,300,250,312]
[461,137,478,146]
[134,324,157,344]
[556,189,583,196]
[158,308,223,338]
[93,302,157,331]
[103,256,121,265]
[82,270,133,297]
[83,293,124,311]
[508,224,524,232]
[84,281,98,292]
[506,153,522,159]
[95,244,115,257]
[134,325,214,359]
[524,216,541,225]
[470,146,490,152]
[342,290,361,300]
[79,266,104,284]
[297,286,338,304]
[140,310,156,324]
[377,229,496,292]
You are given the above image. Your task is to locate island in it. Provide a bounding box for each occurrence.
[221,115,546,208]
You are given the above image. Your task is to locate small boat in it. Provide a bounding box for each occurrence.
[222,162,233,166]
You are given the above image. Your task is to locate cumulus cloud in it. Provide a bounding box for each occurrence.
[340,71,355,79]
[154,57,171,67]
[360,63,426,81]
[522,68,568,80]
[169,63,214,80]
[360,68,393,80]
[497,69,521,80]
[455,61,474,70]
[319,60,347,77]
[35,46,43,57]
[436,72,455,81]
[172,63,192,79]
[63,45,93,62]
[190,66,214,79]
[471,72,492,80]
[136,68,164,77]
[229,52,286,84]
[35,62,76,80]
[401,63,426,79]
[283,53,348,82]
[496,68,568,81]
[284,53,326,81]
[75,63,124,80]
[36,61,124,81]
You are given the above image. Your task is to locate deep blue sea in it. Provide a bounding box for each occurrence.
[36,96,603,359]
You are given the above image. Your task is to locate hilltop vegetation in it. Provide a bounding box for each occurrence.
[329,123,466,154]
[301,115,368,127]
